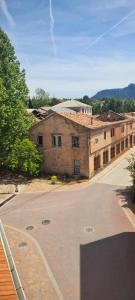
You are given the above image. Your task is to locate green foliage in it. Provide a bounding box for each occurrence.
[29,91,135,114]
[0,28,28,103]
[80,96,135,115]
[101,98,135,113]
[8,139,42,176]
[35,88,49,100]
[29,89,62,108]
[30,96,49,108]
[127,154,135,184]
[0,28,41,175]
[127,154,135,201]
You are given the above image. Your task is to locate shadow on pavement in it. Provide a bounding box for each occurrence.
[116,187,135,216]
[80,232,135,300]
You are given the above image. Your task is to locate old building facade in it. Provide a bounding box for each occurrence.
[31,111,134,178]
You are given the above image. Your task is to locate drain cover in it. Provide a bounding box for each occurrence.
[42,219,51,225]
[26,225,34,231]
[84,226,94,233]
[18,242,27,247]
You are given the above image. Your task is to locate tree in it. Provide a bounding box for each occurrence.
[8,139,41,176]
[127,154,135,201]
[49,97,61,106]
[0,28,41,175]
[28,98,33,108]
[35,88,49,100]
[0,28,28,103]
[83,95,89,101]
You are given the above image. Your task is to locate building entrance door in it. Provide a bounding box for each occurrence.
[103,150,108,165]
[94,155,100,171]
[74,160,80,175]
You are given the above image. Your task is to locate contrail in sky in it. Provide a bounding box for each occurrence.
[84,8,135,51]
[49,0,56,55]
[0,0,15,26]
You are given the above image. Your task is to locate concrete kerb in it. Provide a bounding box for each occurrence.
[0,194,16,207]
[119,199,135,229]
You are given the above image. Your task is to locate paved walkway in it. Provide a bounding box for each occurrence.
[1,148,135,300]
[5,226,59,300]
[91,147,134,186]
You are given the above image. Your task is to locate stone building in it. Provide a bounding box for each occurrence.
[31,111,134,178]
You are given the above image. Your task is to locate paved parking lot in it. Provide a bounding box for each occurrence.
[1,150,135,300]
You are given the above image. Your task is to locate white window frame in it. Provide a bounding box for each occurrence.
[52,135,62,147]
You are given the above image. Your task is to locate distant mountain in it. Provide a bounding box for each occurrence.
[92,84,135,100]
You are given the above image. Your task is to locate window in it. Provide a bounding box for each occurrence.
[95,138,98,144]
[52,135,62,147]
[121,140,124,151]
[111,146,115,159]
[121,126,124,133]
[104,131,106,139]
[94,155,100,171]
[74,160,80,175]
[116,143,120,155]
[111,128,115,137]
[103,150,108,165]
[72,136,80,148]
[37,135,43,146]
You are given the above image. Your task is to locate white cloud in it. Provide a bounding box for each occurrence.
[49,0,56,55]
[0,0,15,26]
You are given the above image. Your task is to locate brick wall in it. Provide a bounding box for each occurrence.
[31,113,89,177]
[88,120,133,177]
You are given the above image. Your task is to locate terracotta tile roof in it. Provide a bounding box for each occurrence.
[0,239,18,300]
[59,112,130,129]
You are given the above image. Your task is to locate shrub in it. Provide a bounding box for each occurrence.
[127,154,135,202]
[51,175,57,184]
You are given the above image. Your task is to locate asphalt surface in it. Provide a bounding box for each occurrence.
[1,154,135,300]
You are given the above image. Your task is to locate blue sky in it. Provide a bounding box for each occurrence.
[1,0,135,98]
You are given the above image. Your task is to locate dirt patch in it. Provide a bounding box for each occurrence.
[23,178,89,193]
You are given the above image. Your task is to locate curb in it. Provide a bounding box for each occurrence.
[0,194,16,207]
[119,197,135,229]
